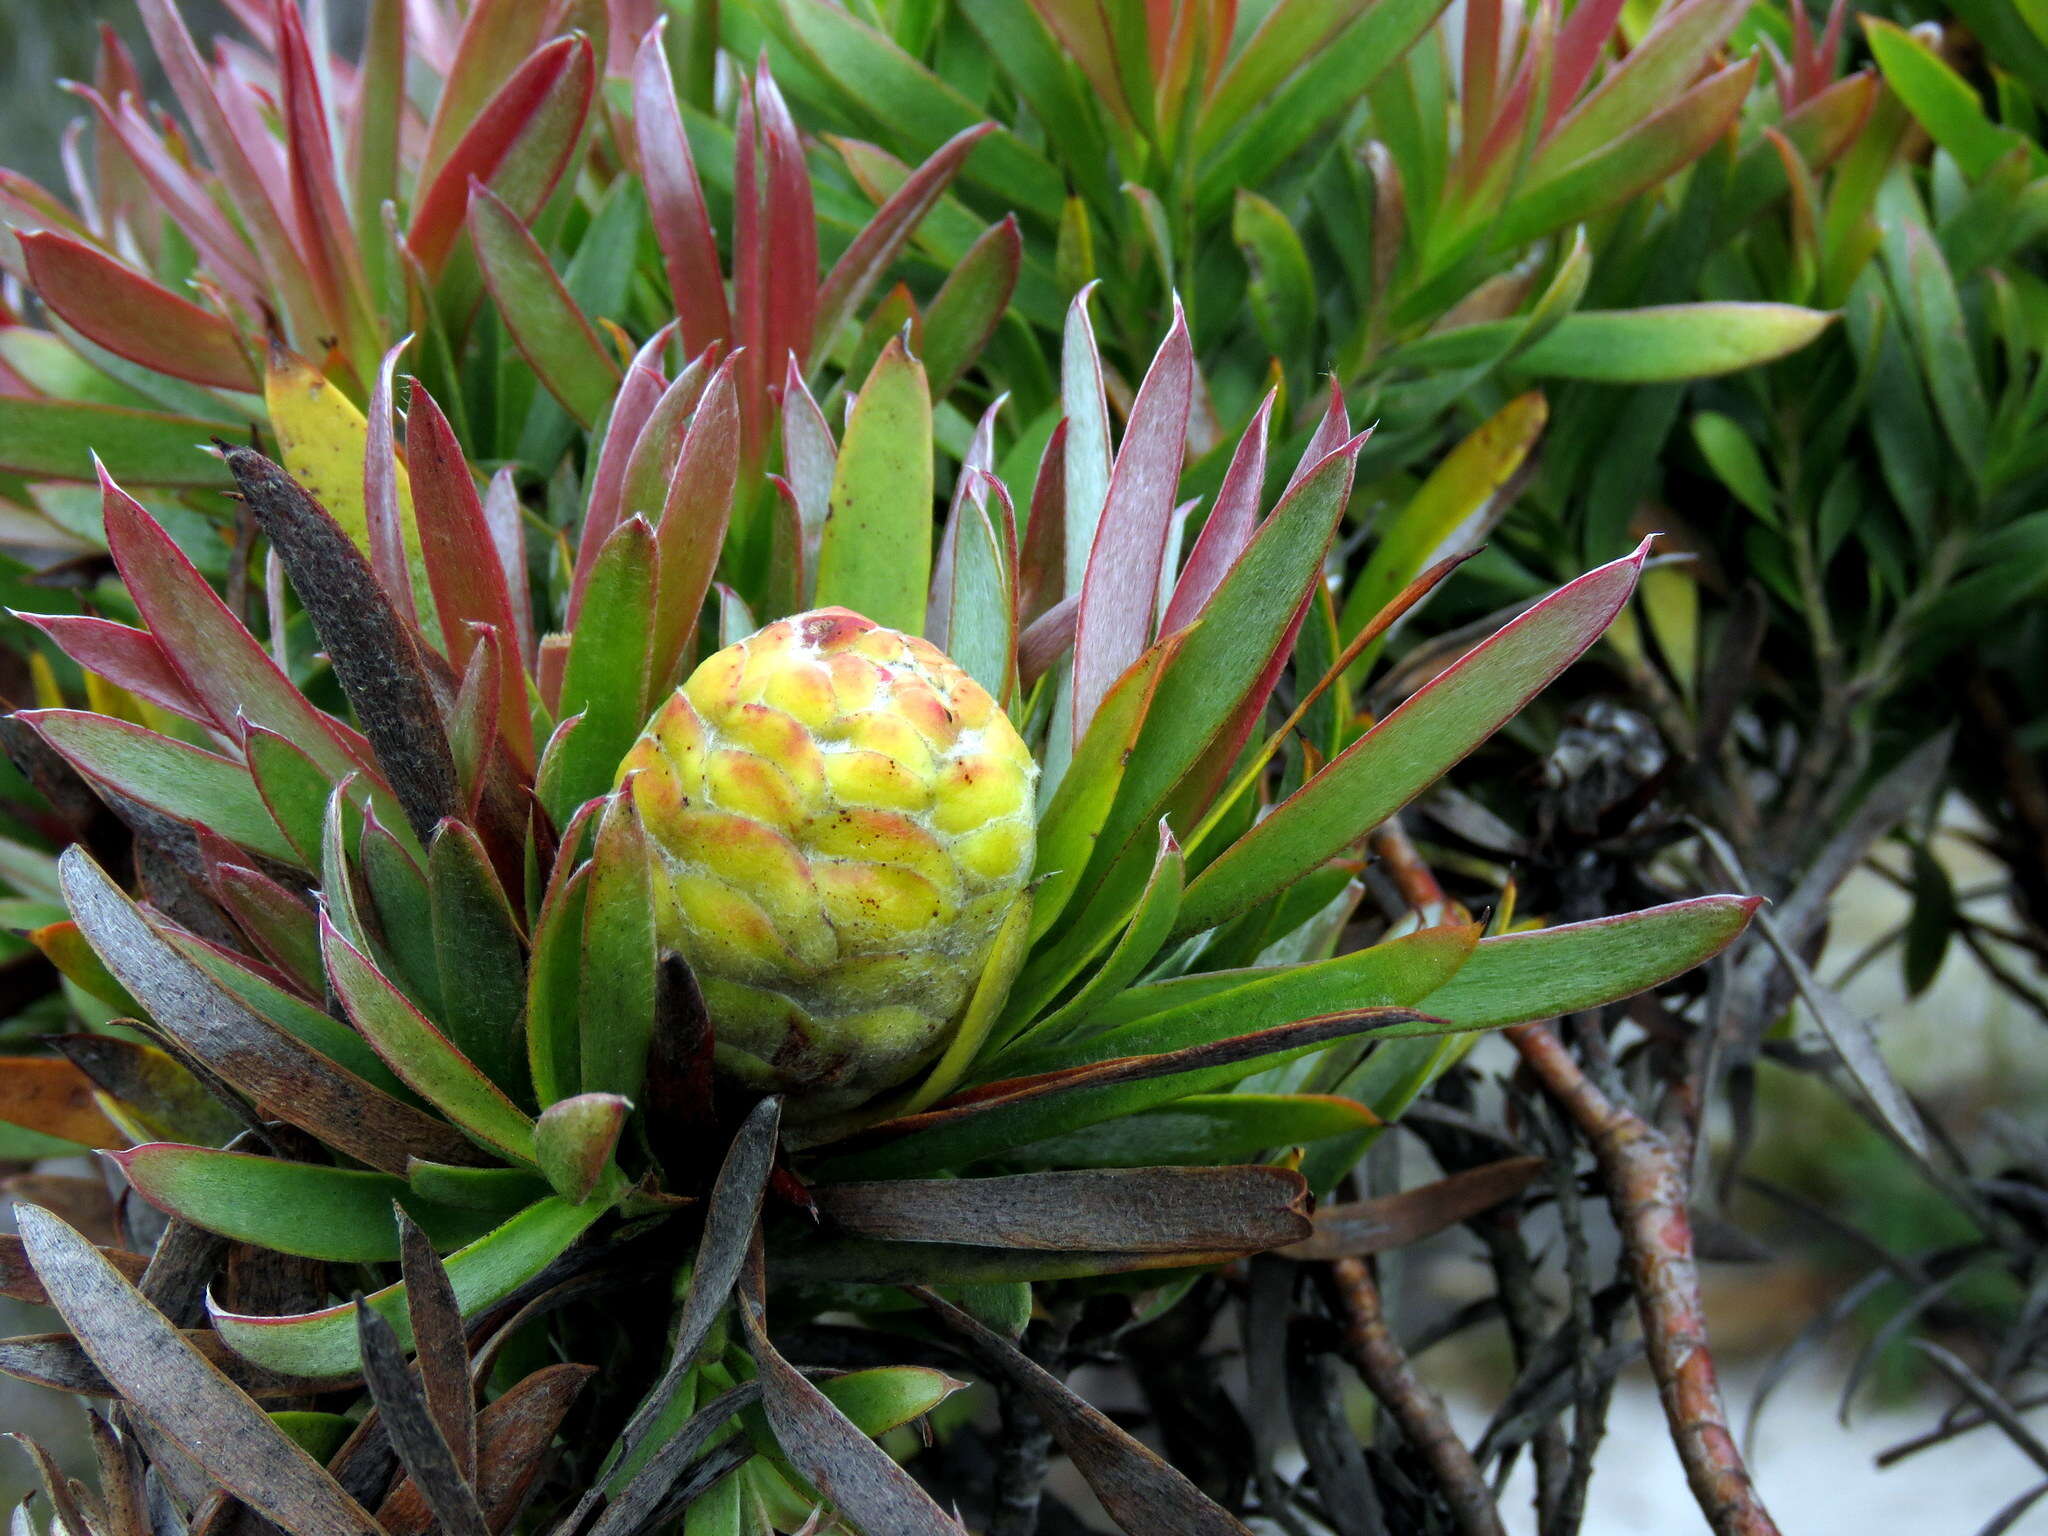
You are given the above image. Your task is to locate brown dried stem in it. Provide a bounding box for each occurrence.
[1368,816,1782,1536]
[1326,1254,1506,1536]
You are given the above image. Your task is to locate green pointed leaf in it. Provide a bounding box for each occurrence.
[547,517,657,826]
[1495,59,1755,249]
[527,859,593,1107]
[534,1093,629,1203]
[1031,631,1185,943]
[815,334,933,634]
[1178,545,1649,937]
[20,231,259,391]
[245,726,344,866]
[1233,189,1317,361]
[946,487,1014,706]
[172,934,413,1100]
[469,183,622,428]
[209,1194,609,1380]
[1865,16,2040,179]
[922,215,1022,396]
[580,792,658,1103]
[1508,304,1836,382]
[1894,219,1990,478]
[1196,0,1452,217]
[320,913,536,1165]
[1691,411,1777,522]
[430,823,531,1105]
[100,472,362,781]
[1003,923,1480,1079]
[0,398,233,486]
[997,1092,1380,1170]
[63,848,476,1175]
[1060,432,1365,938]
[762,0,1064,222]
[111,1143,502,1260]
[361,815,441,1015]
[1535,0,1749,174]
[24,711,300,865]
[1414,896,1760,1029]
[1005,821,1183,1048]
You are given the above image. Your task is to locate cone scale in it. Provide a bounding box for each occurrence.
[620,607,1036,1113]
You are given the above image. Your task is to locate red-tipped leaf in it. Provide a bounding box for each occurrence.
[20,232,256,391]
[1072,303,1193,738]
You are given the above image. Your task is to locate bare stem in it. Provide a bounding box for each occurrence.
[1369,816,1783,1536]
[1326,1255,1506,1536]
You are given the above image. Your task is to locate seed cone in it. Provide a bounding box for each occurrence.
[620,607,1037,1112]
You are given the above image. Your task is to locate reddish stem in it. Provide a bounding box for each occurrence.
[1328,1255,1507,1536]
[1368,817,1782,1536]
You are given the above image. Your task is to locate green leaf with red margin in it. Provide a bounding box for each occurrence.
[429,822,532,1106]
[14,614,208,726]
[407,386,534,765]
[1003,820,1182,1048]
[208,1193,612,1381]
[99,467,366,783]
[759,0,1065,222]
[533,1094,629,1203]
[822,932,1474,1176]
[1494,58,1757,249]
[320,914,535,1166]
[109,1143,502,1261]
[814,122,997,360]
[579,793,658,1104]
[20,232,257,391]
[132,0,325,340]
[1532,0,1749,175]
[1002,923,1480,1080]
[1029,631,1188,944]
[467,183,621,428]
[1050,429,1366,946]
[649,357,741,688]
[634,27,731,358]
[527,805,602,1105]
[921,215,1022,397]
[1177,543,1650,936]
[547,517,657,827]
[60,846,479,1176]
[1410,895,1760,1028]
[1718,73,1879,235]
[1194,0,1451,218]
[408,35,596,276]
[23,710,300,865]
[814,334,934,635]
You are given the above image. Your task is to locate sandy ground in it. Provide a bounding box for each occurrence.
[1446,1363,2048,1535]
